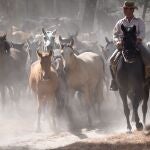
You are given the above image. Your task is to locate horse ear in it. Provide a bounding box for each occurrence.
[52,29,57,36]
[121,24,126,33]
[59,35,62,42]
[69,38,74,47]
[105,37,110,44]
[42,28,47,36]
[37,50,42,58]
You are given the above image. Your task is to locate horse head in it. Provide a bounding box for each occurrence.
[61,39,75,72]
[121,24,138,63]
[42,28,57,51]
[37,50,53,80]
[59,35,74,48]
[0,34,10,55]
[104,37,116,60]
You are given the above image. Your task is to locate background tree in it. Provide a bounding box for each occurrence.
[82,0,97,32]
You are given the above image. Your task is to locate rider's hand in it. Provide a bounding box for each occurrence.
[136,38,142,44]
[116,41,122,50]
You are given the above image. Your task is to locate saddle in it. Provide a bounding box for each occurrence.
[111,48,150,80]
[111,50,121,75]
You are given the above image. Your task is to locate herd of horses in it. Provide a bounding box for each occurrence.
[0,24,150,133]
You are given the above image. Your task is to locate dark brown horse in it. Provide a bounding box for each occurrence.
[0,34,28,108]
[115,25,149,132]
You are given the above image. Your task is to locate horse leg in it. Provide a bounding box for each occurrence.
[50,96,57,130]
[97,80,104,115]
[0,86,6,111]
[64,89,77,131]
[132,93,143,131]
[128,93,135,122]
[142,86,149,127]
[84,88,92,128]
[119,89,132,132]
[37,95,43,132]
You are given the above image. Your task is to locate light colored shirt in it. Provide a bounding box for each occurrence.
[113,16,145,44]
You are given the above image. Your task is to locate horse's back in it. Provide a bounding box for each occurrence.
[77,52,104,76]
[68,52,104,87]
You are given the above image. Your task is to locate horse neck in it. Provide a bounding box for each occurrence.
[66,54,78,72]
[54,37,61,49]
[51,40,60,50]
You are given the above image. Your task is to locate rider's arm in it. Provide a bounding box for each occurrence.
[113,20,123,49]
[137,18,145,42]
[113,20,123,44]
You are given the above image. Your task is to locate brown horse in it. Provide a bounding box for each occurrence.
[29,50,59,131]
[0,34,28,108]
[61,43,105,127]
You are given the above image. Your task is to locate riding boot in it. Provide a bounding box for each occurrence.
[110,65,118,91]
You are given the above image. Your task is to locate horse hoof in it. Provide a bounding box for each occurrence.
[126,129,132,134]
[136,122,143,131]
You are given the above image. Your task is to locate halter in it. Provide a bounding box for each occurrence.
[122,44,139,63]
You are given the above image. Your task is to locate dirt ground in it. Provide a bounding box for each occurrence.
[53,131,150,150]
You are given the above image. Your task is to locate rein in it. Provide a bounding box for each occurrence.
[121,46,139,63]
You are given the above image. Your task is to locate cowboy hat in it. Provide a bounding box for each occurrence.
[123,1,138,9]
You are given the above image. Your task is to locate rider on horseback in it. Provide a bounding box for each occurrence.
[110,1,147,91]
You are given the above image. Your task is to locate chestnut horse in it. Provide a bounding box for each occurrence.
[115,25,149,132]
[29,50,59,131]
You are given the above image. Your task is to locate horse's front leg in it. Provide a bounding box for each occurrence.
[142,85,149,128]
[0,86,6,110]
[132,92,143,131]
[119,89,132,132]
[37,94,43,132]
[47,95,57,131]
[83,87,92,129]
[65,89,77,130]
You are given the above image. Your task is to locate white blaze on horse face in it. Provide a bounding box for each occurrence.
[43,31,55,51]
